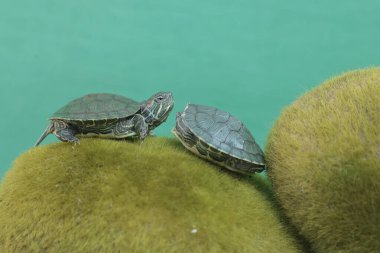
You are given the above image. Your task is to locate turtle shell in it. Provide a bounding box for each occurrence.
[182,104,265,165]
[51,93,141,121]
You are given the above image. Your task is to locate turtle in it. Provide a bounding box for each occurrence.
[35,91,174,146]
[172,104,265,175]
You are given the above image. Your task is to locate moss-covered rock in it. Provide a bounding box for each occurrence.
[266,68,380,253]
[0,137,302,253]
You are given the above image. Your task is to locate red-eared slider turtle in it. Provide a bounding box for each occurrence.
[35,92,174,146]
[172,104,265,175]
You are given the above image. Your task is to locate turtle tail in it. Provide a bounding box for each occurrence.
[34,123,54,147]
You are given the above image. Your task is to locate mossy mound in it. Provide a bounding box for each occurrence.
[266,68,380,253]
[0,137,302,253]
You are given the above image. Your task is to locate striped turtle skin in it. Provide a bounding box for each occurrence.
[35,92,174,146]
[172,104,265,175]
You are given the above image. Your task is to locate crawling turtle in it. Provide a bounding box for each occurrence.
[172,104,265,175]
[35,92,174,146]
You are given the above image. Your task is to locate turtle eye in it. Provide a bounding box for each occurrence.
[155,96,164,102]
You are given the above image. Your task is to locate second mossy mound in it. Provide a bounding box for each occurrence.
[0,137,302,253]
[266,68,380,253]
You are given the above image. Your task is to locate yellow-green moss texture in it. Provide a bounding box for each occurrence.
[266,68,380,253]
[0,137,301,253]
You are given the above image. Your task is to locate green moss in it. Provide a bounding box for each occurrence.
[0,137,301,253]
[266,68,380,253]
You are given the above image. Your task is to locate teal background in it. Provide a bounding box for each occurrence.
[1,1,380,179]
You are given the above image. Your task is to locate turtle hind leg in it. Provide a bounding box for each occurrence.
[53,121,80,144]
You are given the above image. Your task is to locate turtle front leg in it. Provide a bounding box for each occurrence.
[132,114,149,140]
[53,120,80,144]
[114,115,148,140]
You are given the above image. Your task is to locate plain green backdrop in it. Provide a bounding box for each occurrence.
[1,1,380,179]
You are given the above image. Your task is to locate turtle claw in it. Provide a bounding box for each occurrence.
[70,139,80,149]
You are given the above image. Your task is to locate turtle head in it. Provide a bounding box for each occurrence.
[141,91,174,128]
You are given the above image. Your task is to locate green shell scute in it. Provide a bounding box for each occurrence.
[183,104,265,165]
[51,93,141,120]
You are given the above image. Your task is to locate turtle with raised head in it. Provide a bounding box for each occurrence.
[35,92,174,146]
[172,104,265,175]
